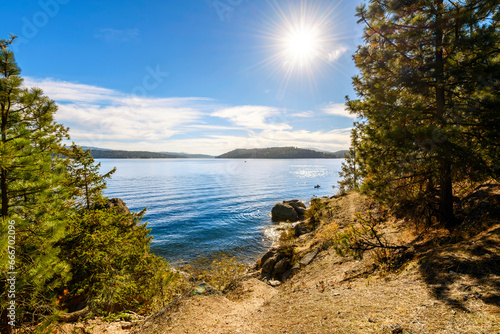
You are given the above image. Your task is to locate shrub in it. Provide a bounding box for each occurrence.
[333,211,406,260]
[186,256,248,292]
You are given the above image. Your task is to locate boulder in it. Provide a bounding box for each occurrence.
[262,255,280,273]
[290,263,301,275]
[258,247,278,268]
[99,198,131,215]
[294,220,313,237]
[299,249,319,267]
[283,200,307,216]
[273,258,290,274]
[271,203,299,222]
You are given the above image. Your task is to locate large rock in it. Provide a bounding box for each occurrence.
[294,220,313,237]
[273,258,290,274]
[271,203,299,222]
[299,249,319,267]
[261,254,280,273]
[283,200,307,216]
[259,247,278,268]
[105,198,131,215]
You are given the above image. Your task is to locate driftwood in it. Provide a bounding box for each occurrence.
[59,306,90,322]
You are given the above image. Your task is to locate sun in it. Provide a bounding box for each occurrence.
[247,1,348,98]
[284,26,322,66]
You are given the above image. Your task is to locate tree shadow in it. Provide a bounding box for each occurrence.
[419,229,500,309]
[417,185,500,311]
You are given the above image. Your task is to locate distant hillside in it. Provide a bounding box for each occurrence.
[84,148,214,159]
[89,149,181,159]
[160,152,215,159]
[216,147,348,159]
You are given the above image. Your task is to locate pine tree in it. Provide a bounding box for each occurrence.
[1,38,182,331]
[338,123,363,195]
[64,144,116,210]
[1,37,72,332]
[346,0,500,228]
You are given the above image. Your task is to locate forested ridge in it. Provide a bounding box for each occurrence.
[89,149,180,159]
[85,148,214,159]
[217,147,347,159]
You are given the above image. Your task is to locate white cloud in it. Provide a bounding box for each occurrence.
[328,45,349,62]
[24,77,119,103]
[291,111,315,118]
[211,105,291,131]
[22,77,351,155]
[24,77,212,142]
[321,102,356,119]
[83,128,352,156]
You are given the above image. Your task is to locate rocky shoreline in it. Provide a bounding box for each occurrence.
[249,199,319,287]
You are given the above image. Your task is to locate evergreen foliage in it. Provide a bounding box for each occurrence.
[345,0,500,227]
[0,38,182,332]
[1,36,72,332]
[338,125,363,194]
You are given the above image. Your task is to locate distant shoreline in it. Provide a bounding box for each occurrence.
[86,146,348,160]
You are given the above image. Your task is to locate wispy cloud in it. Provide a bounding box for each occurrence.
[24,77,119,103]
[328,45,349,62]
[25,77,212,142]
[321,102,355,119]
[23,78,351,155]
[95,28,140,43]
[86,128,352,156]
[291,111,315,118]
[211,106,292,131]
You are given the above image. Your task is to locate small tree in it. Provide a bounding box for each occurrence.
[64,144,116,210]
[338,123,363,195]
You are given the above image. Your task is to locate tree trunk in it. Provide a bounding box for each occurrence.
[435,0,456,228]
[439,160,455,228]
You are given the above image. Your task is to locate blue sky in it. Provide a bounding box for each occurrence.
[1,0,364,155]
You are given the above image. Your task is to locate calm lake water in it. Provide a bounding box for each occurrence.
[98,159,343,265]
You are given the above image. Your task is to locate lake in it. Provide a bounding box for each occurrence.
[98,159,343,265]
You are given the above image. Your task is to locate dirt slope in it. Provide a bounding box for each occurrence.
[131,187,500,334]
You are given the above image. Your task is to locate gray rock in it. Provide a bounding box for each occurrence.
[283,199,306,209]
[258,247,278,268]
[290,263,301,275]
[281,269,292,281]
[268,280,281,287]
[284,200,307,216]
[273,258,290,274]
[271,203,299,222]
[96,198,131,215]
[262,255,279,273]
[294,221,312,237]
[107,198,131,214]
[299,249,319,267]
